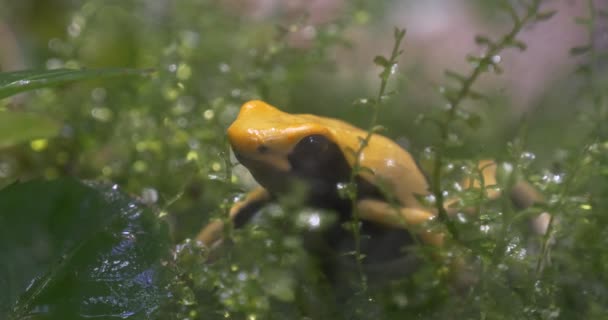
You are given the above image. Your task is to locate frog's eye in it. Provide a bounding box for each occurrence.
[293,134,330,155]
[289,134,346,178]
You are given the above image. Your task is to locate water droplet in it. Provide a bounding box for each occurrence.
[519,151,536,167]
[186,150,198,162]
[456,212,467,223]
[133,160,147,173]
[167,64,177,72]
[422,146,434,160]
[480,224,490,233]
[30,139,48,152]
[67,20,83,38]
[91,107,113,122]
[491,55,501,64]
[203,109,215,120]
[46,58,63,69]
[176,63,192,80]
[390,63,398,74]
[219,63,230,73]
[141,188,158,204]
[542,173,564,184]
[91,87,106,102]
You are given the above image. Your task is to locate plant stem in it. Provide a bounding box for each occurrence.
[432,0,544,240]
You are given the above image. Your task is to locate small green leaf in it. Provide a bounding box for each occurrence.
[373,56,390,68]
[444,69,467,83]
[344,146,357,157]
[0,112,61,148]
[508,39,528,51]
[474,35,494,46]
[500,2,520,24]
[570,46,591,56]
[466,54,482,64]
[393,27,406,40]
[467,90,487,101]
[574,17,592,25]
[441,86,459,104]
[535,11,557,21]
[0,68,152,100]
[575,64,591,75]
[357,165,375,176]
[465,113,482,129]
[371,125,385,133]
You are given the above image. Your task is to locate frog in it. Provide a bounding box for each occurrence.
[196,100,544,271]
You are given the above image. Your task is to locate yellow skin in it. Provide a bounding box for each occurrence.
[197,100,543,249]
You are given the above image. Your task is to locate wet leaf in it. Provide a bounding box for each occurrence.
[0,68,152,100]
[0,179,172,319]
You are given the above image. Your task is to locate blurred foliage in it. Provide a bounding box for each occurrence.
[0,0,607,319]
[0,179,171,319]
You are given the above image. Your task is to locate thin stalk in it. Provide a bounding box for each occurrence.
[347,28,407,289]
[432,0,545,240]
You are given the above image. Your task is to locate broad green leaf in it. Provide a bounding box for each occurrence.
[0,179,172,320]
[0,68,152,100]
[0,112,61,149]
[373,56,390,68]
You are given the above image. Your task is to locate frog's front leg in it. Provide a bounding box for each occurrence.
[196,187,272,247]
[355,199,444,246]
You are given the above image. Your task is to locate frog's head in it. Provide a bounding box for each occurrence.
[227,100,351,198]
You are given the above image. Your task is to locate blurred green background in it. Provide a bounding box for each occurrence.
[0,0,595,238]
[1,0,607,319]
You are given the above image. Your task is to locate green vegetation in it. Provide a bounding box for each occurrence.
[0,0,607,319]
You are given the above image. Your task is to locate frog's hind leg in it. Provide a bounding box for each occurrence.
[196,187,271,247]
[355,199,444,246]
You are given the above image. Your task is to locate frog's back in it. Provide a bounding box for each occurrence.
[299,113,430,208]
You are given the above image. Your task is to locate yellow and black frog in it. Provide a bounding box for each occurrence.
[196,100,542,278]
